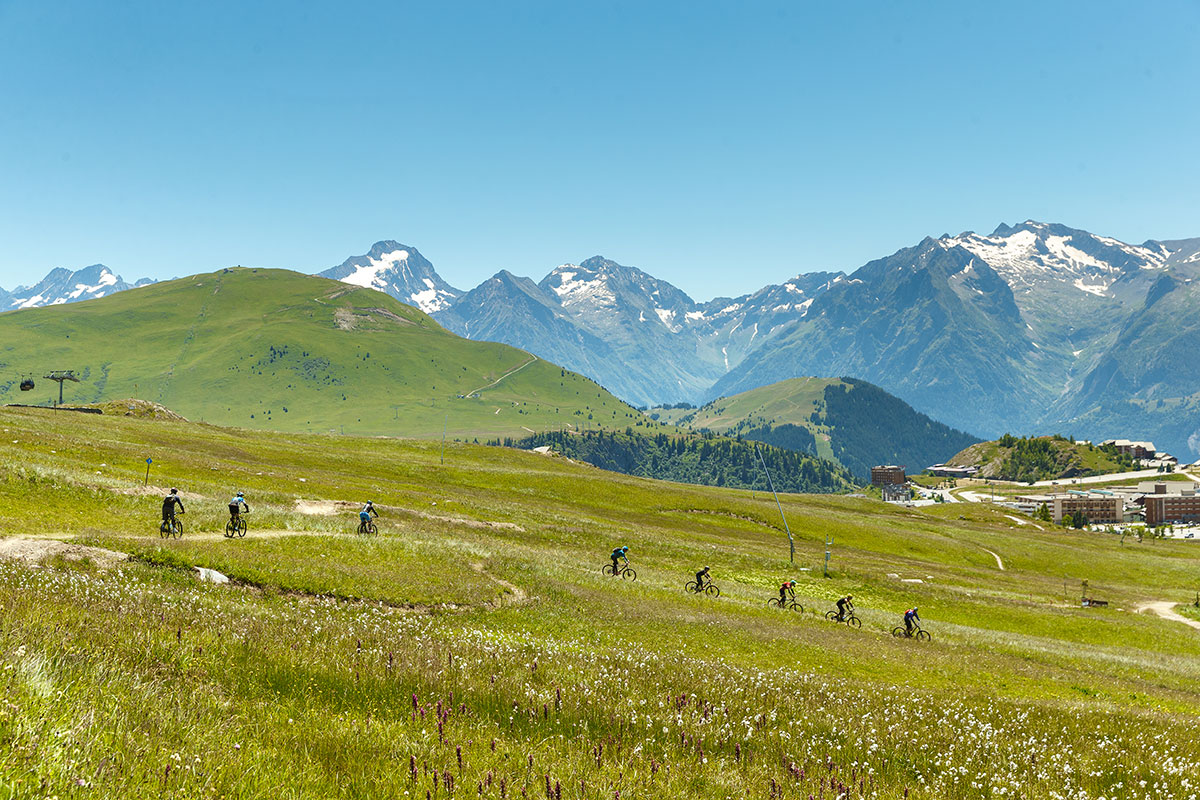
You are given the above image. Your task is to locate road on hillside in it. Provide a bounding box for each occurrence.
[1032,469,1170,487]
[1137,601,1200,631]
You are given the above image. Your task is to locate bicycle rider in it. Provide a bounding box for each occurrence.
[360,500,378,529]
[694,566,711,592]
[903,606,920,634]
[610,546,629,575]
[779,579,796,605]
[836,594,855,621]
[161,488,185,530]
[228,491,249,524]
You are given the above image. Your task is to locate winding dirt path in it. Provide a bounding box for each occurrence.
[980,547,1005,570]
[1137,601,1200,631]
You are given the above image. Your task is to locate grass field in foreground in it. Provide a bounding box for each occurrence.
[0,406,1198,798]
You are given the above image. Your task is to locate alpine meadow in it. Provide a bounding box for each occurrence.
[0,405,1199,798]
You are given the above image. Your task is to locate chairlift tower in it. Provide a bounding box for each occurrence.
[43,370,80,407]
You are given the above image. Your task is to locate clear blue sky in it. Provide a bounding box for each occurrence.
[1,0,1197,299]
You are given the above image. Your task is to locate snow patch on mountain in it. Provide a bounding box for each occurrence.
[318,241,461,314]
[337,248,411,290]
[3,265,142,310]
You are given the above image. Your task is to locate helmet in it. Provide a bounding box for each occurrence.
[236,491,244,497]
[703,566,710,571]
[621,546,629,552]
[169,488,178,494]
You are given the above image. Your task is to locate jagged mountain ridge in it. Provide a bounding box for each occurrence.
[318,241,462,314]
[0,264,153,310]
[418,221,1200,456]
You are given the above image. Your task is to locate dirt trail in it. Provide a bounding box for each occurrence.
[471,563,528,607]
[0,538,128,570]
[1136,601,1200,631]
[980,547,1005,570]
[293,499,525,532]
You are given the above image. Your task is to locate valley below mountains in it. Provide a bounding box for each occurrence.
[326,224,1200,458]
[8,220,1199,458]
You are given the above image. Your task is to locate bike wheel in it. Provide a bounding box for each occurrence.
[224,521,235,538]
[172,520,183,539]
[237,520,247,538]
[789,602,804,613]
[768,598,782,609]
[892,627,906,638]
[848,616,862,629]
[706,584,721,597]
[602,564,616,576]
[622,567,636,581]
[916,629,931,641]
[159,524,169,539]
[367,522,377,535]
[685,581,698,593]
[824,610,838,621]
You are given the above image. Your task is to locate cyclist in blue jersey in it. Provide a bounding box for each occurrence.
[360,501,378,525]
[903,606,921,634]
[228,491,249,524]
[609,546,629,575]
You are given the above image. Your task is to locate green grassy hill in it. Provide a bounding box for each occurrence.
[0,268,651,439]
[655,377,980,478]
[1,407,1199,798]
[948,434,1139,481]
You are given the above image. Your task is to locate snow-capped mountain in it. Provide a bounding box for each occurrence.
[1,264,152,310]
[424,221,1200,456]
[319,241,461,314]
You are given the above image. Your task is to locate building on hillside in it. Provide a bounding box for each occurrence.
[881,484,910,503]
[1141,485,1200,526]
[1101,439,1157,461]
[925,463,978,478]
[1018,492,1124,525]
[871,465,906,486]
[1052,493,1124,525]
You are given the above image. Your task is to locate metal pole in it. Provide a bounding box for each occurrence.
[755,444,794,563]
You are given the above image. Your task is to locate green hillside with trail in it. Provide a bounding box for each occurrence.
[0,406,1198,797]
[0,268,650,439]
[657,377,980,478]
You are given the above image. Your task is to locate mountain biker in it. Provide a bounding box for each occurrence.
[694,566,711,592]
[161,488,185,529]
[228,491,249,522]
[360,501,378,528]
[610,546,629,574]
[837,594,854,621]
[904,606,921,634]
[778,579,796,605]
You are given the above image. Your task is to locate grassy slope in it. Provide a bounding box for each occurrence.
[1,407,1199,798]
[0,268,651,440]
[947,436,1133,480]
[659,378,846,461]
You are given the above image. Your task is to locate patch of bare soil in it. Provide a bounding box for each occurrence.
[293,499,525,532]
[0,538,128,570]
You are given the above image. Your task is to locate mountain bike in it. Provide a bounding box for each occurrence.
[767,596,803,612]
[685,579,721,597]
[601,563,637,580]
[892,624,930,641]
[159,512,184,539]
[824,609,862,628]
[225,513,248,539]
[357,518,377,535]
